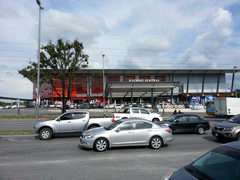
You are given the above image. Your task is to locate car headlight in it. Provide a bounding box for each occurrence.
[162,171,173,180]
[225,128,232,131]
[83,135,94,139]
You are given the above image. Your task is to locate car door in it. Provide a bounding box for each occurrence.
[133,121,153,144]
[140,109,150,120]
[71,112,88,132]
[110,122,134,146]
[131,109,140,118]
[54,113,74,133]
[173,116,189,132]
[187,116,201,131]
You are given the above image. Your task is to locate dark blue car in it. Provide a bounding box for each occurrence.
[163,141,240,180]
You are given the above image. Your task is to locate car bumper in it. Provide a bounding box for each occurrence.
[79,137,94,149]
[212,129,234,139]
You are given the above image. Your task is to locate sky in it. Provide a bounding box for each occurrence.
[0,0,240,99]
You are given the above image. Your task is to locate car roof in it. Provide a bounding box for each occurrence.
[120,118,152,123]
[224,141,240,150]
[173,114,200,117]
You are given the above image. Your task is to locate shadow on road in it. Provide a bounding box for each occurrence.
[202,135,233,144]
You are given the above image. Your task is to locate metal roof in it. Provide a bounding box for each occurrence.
[105,81,179,98]
[77,68,239,75]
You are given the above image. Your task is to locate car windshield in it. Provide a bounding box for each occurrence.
[227,115,240,124]
[105,120,123,130]
[187,146,240,180]
[165,115,177,122]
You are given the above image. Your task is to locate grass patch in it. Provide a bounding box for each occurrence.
[0,115,57,119]
[0,129,35,135]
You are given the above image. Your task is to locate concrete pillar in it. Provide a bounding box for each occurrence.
[231,71,235,92]
[216,72,221,93]
[186,72,190,94]
[202,72,206,94]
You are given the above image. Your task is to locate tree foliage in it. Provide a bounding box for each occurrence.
[19,39,88,113]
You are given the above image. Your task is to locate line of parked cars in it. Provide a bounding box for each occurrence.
[33,108,240,179]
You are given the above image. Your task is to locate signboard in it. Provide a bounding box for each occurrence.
[129,79,160,82]
[189,96,201,103]
[205,95,214,102]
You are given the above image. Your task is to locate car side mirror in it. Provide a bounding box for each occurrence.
[174,120,179,123]
[56,118,60,122]
[115,128,120,133]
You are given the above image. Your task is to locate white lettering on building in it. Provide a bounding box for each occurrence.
[128,79,160,82]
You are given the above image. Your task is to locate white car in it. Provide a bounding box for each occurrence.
[112,108,163,123]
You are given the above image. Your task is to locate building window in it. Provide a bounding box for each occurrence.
[140,76,150,80]
[124,76,135,81]
[76,76,87,94]
[155,76,166,81]
[91,76,103,94]
[108,76,120,82]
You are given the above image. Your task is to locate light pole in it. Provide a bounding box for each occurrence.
[102,54,105,117]
[35,0,43,121]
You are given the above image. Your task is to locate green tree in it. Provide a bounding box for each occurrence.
[19,39,88,113]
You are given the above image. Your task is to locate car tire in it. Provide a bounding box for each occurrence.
[93,138,109,152]
[149,136,163,149]
[196,127,205,135]
[39,127,53,140]
[236,133,240,141]
[152,118,159,123]
[88,124,100,130]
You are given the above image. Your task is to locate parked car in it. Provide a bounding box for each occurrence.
[158,114,210,134]
[212,114,240,140]
[163,141,240,180]
[112,107,163,122]
[77,103,90,109]
[80,119,173,152]
[33,111,113,140]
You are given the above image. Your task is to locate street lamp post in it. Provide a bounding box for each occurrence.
[35,0,43,121]
[102,54,105,117]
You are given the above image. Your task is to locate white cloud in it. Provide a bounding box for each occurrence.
[177,8,233,68]
[41,9,107,45]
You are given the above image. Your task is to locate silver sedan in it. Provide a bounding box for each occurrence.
[80,119,173,152]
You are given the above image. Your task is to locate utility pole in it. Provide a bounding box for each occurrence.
[35,0,43,122]
[102,54,105,117]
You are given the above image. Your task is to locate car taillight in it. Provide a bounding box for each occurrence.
[165,129,172,134]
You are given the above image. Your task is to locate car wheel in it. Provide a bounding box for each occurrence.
[94,138,108,152]
[152,118,159,123]
[39,127,53,140]
[149,136,163,149]
[196,127,205,135]
[236,133,240,141]
[88,125,100,130]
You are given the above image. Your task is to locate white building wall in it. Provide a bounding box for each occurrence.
[172,73,230,93]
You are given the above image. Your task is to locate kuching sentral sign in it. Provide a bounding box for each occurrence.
[128,79,160,82]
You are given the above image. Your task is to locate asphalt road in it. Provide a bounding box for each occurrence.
[0,133,225,180]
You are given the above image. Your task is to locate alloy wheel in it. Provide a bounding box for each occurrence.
[96,139,107,151]
[151,137,162,149]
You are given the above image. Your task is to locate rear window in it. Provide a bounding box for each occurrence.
[135,122,152,129]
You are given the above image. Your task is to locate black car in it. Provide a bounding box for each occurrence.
[158,114,210,134]
[163,141,240,180]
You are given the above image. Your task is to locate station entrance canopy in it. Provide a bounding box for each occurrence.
[105,80,179,98]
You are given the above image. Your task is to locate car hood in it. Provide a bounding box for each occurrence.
[214,121,240,128]
[83,127,107,136]
[170,168,198,180]
[36,119,55,124]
